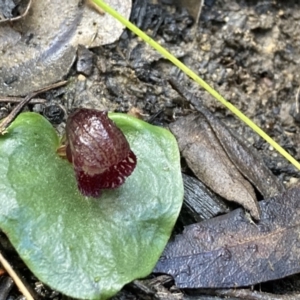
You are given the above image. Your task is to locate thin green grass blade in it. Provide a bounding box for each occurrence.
[92,0,300,171]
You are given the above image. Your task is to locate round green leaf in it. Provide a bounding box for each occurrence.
[0,112,183,299]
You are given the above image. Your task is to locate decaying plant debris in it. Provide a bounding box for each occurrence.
[155,187,300,288]
[0,0,31,22]
[0,0,131,96]
[1,0,300,299]
[169,81,285,220]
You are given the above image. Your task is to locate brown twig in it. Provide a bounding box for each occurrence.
[213,288,300,300]
[295,86,300,114]
[0,0,32,23]
[0,252,34,300]
[0,81,67,135]
[0,97,46,104]
[168,78,196,106]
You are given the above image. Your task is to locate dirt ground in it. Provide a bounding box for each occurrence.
[62,0,300,185]
[2,0,300,299]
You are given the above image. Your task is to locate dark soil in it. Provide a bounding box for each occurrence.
[2,0,300,299]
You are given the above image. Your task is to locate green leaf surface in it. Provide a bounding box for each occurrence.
[0,112,183,299]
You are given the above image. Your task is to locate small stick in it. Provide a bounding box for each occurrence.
[0,252,34,300]
[86,0,105,15]
[214,288,300,300]
[0,0,32,23]
[168,78,206,114]
[295,86,300,114]
[0,81,67,135]
[0,97,46,104]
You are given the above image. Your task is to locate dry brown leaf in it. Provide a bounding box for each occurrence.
[197,106,285,199]
[170,113,261,219]
[154,187,300,288]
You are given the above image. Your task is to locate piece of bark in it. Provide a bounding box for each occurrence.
[170,113,261,220]
[182,174,229,222]
[0,276,14,300]
[76,45,95,77]
[154,187,300,289]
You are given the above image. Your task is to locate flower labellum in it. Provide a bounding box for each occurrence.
[65,108,137,197]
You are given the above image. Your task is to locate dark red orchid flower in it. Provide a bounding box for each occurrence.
[65,108,137,197]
